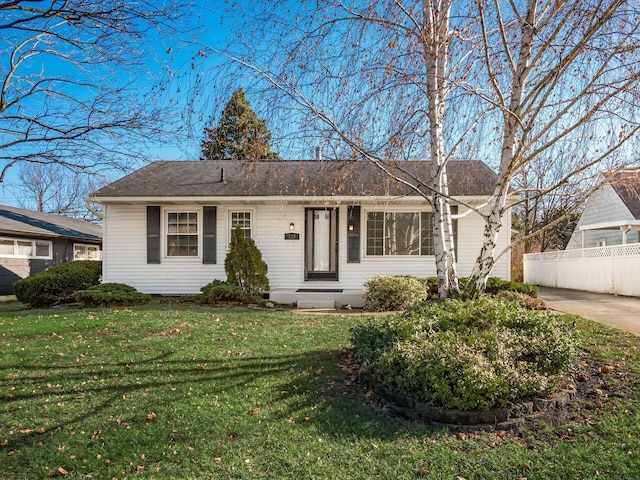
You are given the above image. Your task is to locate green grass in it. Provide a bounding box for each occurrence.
[0,303,639,479]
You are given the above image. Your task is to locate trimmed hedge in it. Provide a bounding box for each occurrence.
[422,276,538,298]
[73,283,151,307]
[362,276,427,312]
[13,261,102,308]
[364,275,538,312]
[199,280,261,304]
[351,296,576,411]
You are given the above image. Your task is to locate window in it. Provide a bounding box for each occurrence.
[166,212,199,257]
[366,211,434,256]
[0,237,52,259]
[230,211,252,239]
[74,244,101,260]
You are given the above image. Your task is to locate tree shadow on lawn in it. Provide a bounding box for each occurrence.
[0,348,426,451]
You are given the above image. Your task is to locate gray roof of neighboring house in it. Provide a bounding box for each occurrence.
[0,205,102,241]
[92,160,499,199]
[609,172,640,220]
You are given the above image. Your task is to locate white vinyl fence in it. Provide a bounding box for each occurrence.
[524,243,640,297]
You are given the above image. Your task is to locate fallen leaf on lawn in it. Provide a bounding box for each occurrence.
[315,368,323,375]
[145,412,157,421]
[36,428,46,434]
[49,467,68,476]
[1,439,8,446]
[304,416,311,422]
[135,465,145,471]
[90,430,100,440]
[214,457,222,462]
[8,449,16,456]
[600,365,612,373]
[250,408,261,415]
[458,432,467,441]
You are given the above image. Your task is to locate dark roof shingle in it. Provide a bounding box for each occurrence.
[93,160,497,199]
[0,205,102,240]
[609,172,640,220]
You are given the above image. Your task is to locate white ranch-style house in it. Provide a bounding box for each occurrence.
[92,160,511,307]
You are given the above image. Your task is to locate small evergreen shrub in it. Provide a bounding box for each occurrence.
[485,277,538,297]
[199,279,261,304]
[421,276,537,298]
[363,276,427,312]
[73,283,151,307]
[495,290,546,310]
[13,261,102,308]
[224,227,270,296]
[351,296,576,410]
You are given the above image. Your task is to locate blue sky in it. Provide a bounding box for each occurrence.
[0,1,238,209]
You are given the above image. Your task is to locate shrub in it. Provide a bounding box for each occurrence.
[495,290,546,310]
[199,279,261,304]
[224,227,270,296]
[363,276,427,312]
[13,261,102,308]
[421,276,537,299]
[485,277,538,297]
[73,283,151,307]
[351,296,576,410]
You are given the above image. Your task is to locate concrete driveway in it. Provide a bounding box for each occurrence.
[537,287,640,336]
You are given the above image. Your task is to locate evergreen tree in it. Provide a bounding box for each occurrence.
[201,88,279,160]
[225,226,270,296]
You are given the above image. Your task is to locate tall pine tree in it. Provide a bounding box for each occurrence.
[201,88,279,160]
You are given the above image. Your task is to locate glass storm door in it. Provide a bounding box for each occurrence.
[305,208,338,280]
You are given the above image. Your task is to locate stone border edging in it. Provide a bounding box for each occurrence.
[373,384,578,430]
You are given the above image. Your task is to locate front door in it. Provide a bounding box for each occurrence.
[305,208,338,281]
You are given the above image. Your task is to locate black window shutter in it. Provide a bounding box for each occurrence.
[347,206,361,263]
[147,206,161,264]
[202,206,217,264]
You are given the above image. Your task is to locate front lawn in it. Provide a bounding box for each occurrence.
[0,303,638,479]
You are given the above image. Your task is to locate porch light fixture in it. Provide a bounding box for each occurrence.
[348,223,354,231]
[289,222,295,231]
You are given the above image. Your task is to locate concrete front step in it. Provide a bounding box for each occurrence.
[269,289,363,308]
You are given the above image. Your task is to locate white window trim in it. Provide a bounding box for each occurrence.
[162,207,203,261]
[227,208,256,247]
[0,236,53,259]
[362,207,435,258]
[73,243,102,261]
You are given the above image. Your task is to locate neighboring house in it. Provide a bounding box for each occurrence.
[91,160,511,307]
[0,205,102,295]
[566,172,640,250]
[525,172,640,296]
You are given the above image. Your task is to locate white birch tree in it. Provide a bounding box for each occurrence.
[192,0,640,297]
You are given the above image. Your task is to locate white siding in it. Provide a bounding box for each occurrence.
[102,202,511,294]
[566,184,638,250]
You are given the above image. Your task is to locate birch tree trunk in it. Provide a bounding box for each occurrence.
[423,0,459,297]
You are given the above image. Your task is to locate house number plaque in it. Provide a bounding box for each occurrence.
[284,233,300,240]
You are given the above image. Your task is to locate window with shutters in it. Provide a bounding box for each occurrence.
[166,211,199,257]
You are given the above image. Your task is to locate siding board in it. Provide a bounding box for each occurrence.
[103,202,511,294]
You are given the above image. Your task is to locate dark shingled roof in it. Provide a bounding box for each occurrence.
[0,205,102,241]
[93,160,498,199]
[609,172,640,220]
